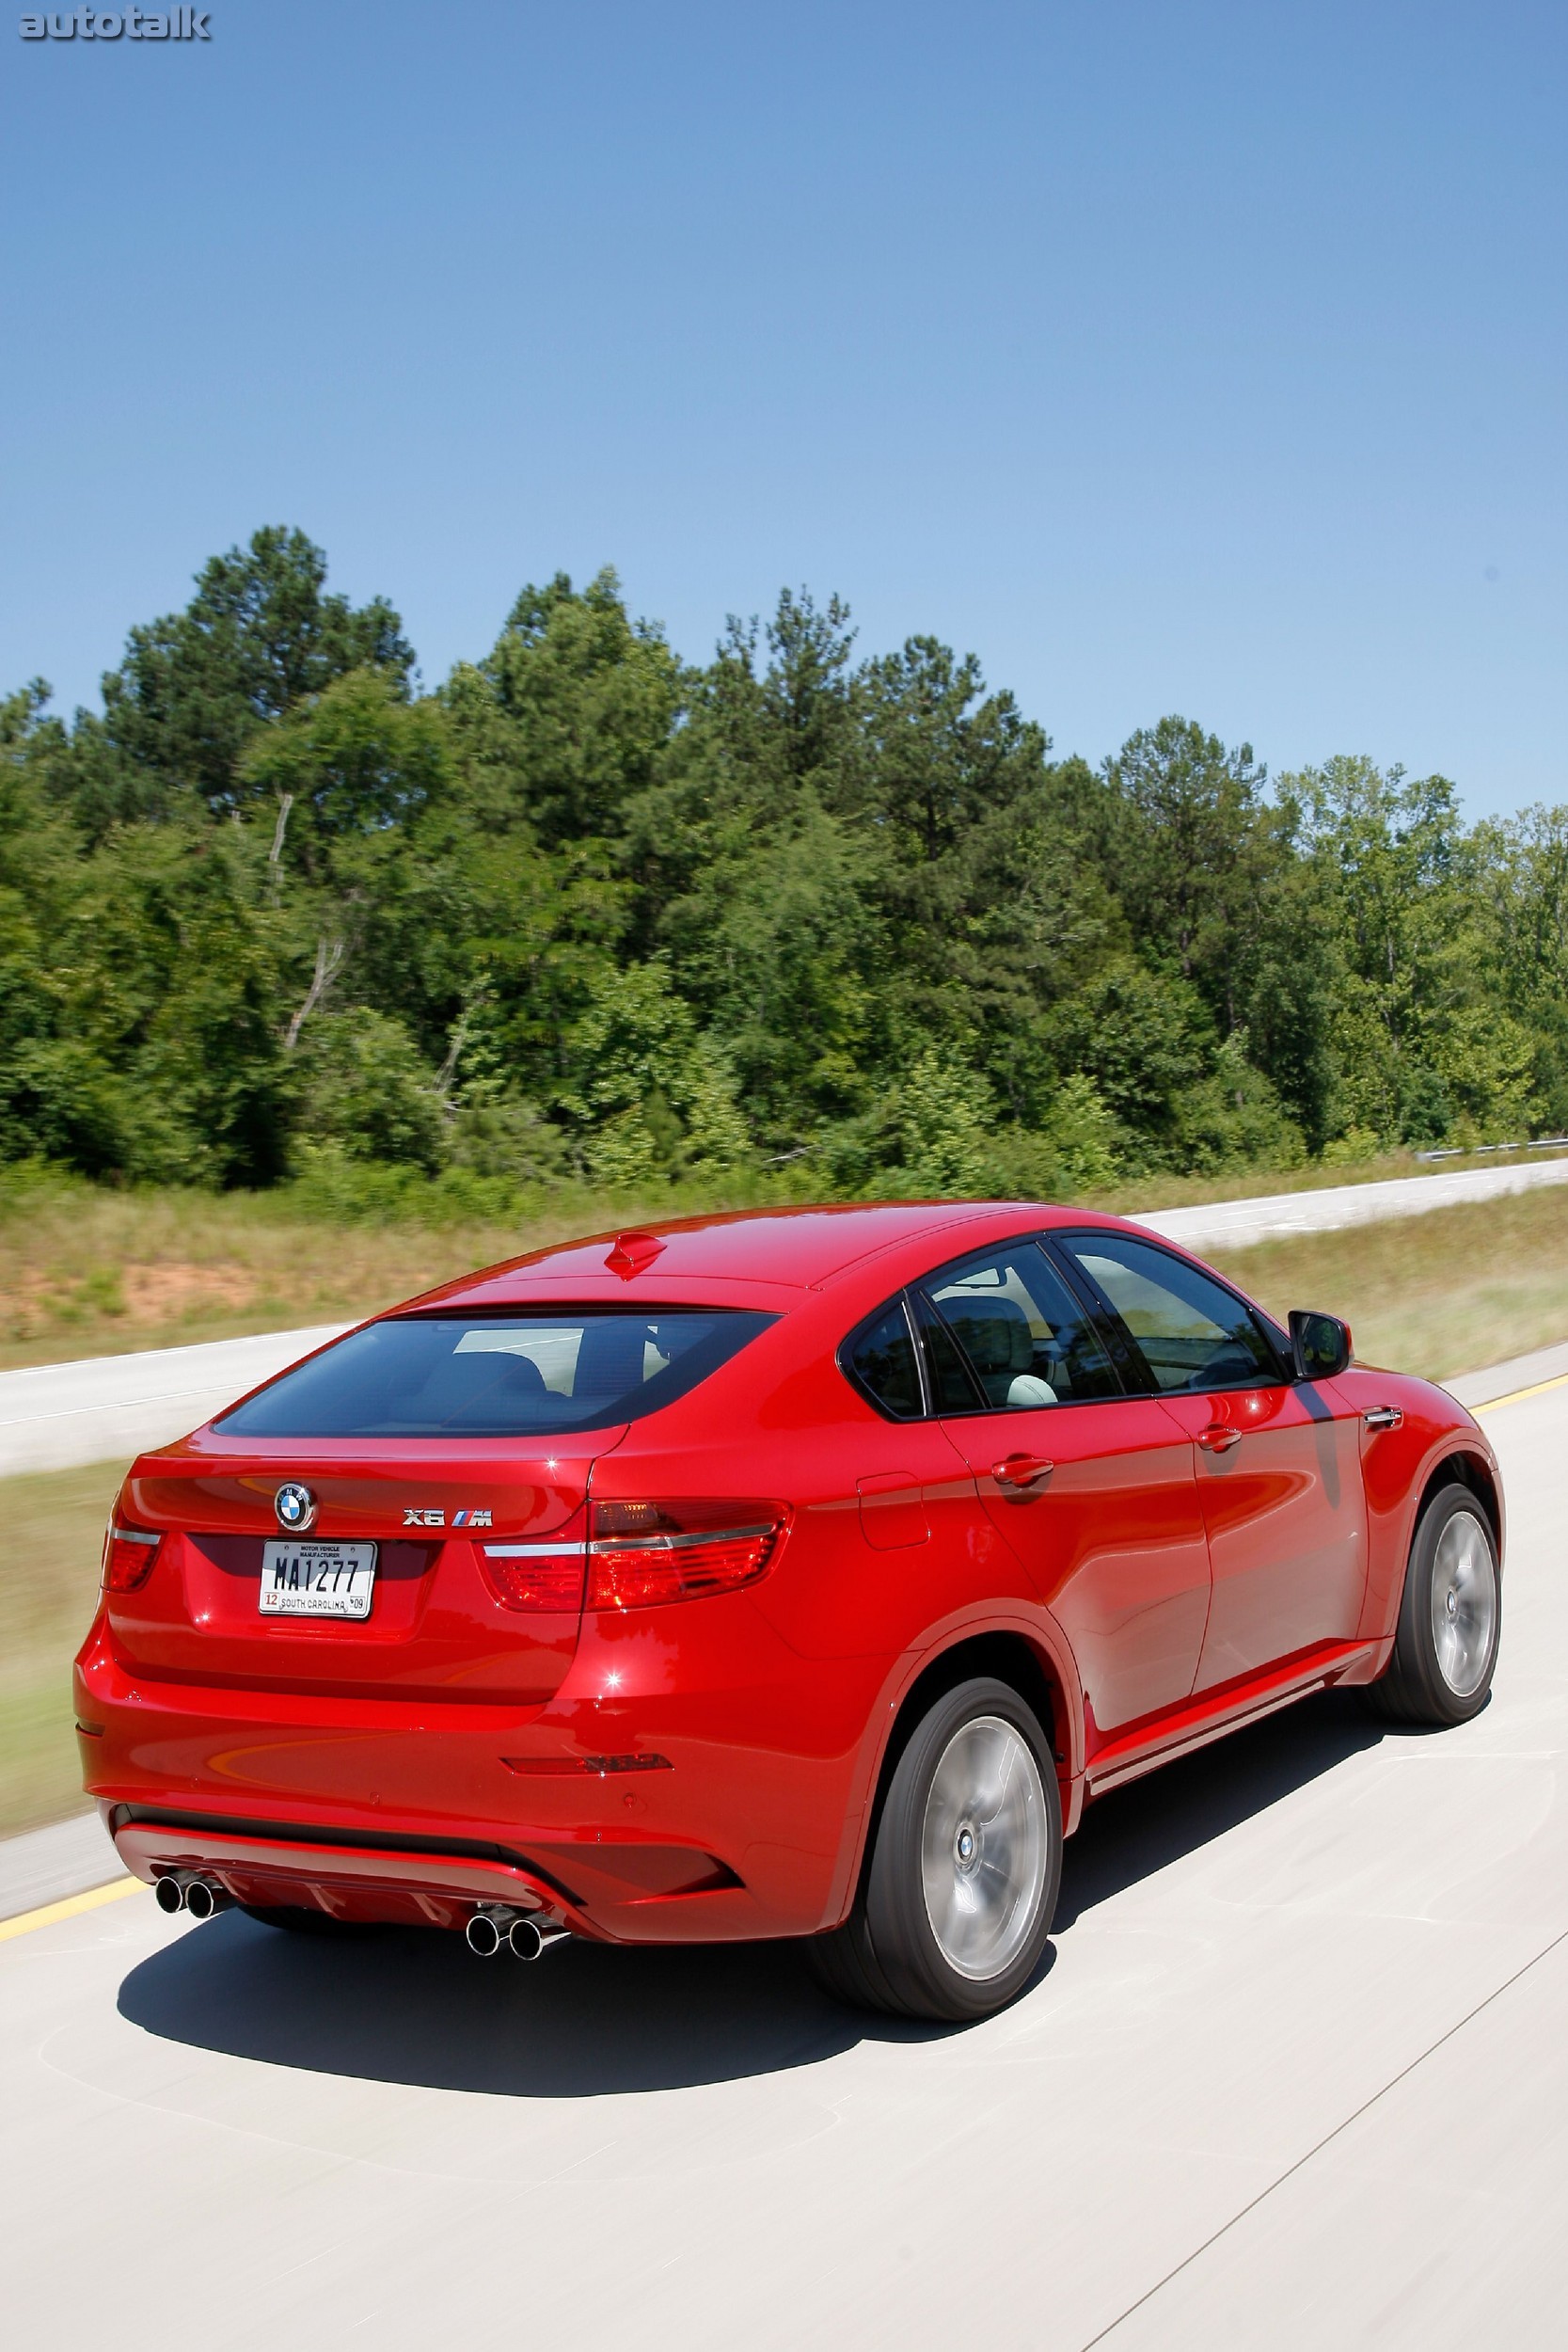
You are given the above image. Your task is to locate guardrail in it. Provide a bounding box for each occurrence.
[1414,1136,1568,1161]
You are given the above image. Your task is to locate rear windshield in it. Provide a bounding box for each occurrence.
[215,1311,777,1439]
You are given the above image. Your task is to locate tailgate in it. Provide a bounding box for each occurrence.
[106,1441,623,1706]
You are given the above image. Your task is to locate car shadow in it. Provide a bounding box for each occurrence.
[117,1687,1389,2098]
[1054,1685,1386,1930]
[116,1910,950,2097]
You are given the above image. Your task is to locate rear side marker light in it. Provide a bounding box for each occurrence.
[480,1501,785,1613]
[103,1523,163,1592]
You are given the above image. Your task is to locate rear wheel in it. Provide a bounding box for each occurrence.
[1371,1482,1500,1727]
[808,1677,1061,2022]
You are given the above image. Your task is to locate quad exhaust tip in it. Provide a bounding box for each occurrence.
[465,1907,568,1961]
[157,1877,565,1951]
[155,1872,233,1920]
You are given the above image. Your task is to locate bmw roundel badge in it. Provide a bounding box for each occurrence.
[274,1482,317,1534]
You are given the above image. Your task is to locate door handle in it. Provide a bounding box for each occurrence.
[1363,1406,1403,1431]
[991,1454,1054,1490]
[1197,1423,1243,1454]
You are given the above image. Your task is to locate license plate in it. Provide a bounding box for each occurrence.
[260,1540,377,1620]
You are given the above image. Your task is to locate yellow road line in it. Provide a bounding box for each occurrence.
[0,1876,143,1945]
[1474,1371,1568,1417]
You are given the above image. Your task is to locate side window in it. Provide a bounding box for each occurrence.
[911,1293,987,1412]
[842,1298,925,1420]
[918,1243,1121,1410]
[1056,1234,1284,1394]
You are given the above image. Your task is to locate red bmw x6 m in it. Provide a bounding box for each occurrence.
[76,1202,1503,2020]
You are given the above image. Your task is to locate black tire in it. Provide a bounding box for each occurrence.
[808,1677,1061,2023]
[1370,1482,1500,1728]
[801,1900,906,2015]
[237,1903,383,1938]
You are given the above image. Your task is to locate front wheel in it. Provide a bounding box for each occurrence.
[810,1677,1061,2022]
[1371,1483,1500,1727]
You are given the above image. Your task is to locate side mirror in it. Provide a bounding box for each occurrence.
[1289,1309,1353,1381]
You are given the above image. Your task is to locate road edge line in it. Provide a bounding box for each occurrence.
[0,1877,143,1944]
[1474,1371,1568,1416]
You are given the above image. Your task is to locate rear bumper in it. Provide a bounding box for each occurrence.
[106,1809,693,1938]
[76,1602,881,1943]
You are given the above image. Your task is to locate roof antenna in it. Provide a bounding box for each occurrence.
[605,1231,666,1278]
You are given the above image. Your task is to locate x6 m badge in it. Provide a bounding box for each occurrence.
[403,1507,492,1529]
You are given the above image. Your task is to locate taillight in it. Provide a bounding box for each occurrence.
[477,1537,587,1613]
[103,1519,163,1592]
[585,1499,784,1612]
[478,1500,785,1613]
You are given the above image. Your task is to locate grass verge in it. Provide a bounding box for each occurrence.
[1210,1182,1568,1382]
[0,1460,127,1836]
[1,1146,1564,1371]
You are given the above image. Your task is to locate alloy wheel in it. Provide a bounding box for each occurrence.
[1430,1507,1497,1699]
[919,1714,1048,1981]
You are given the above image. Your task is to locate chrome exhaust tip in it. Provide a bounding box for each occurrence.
[466,1908,510,1957]
[507,1917,569,1962]
[183,1876,232,1922]
[467,1906,568,1959]
[154,1875,186,1915]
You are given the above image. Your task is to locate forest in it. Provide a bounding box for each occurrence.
[2,526,1564,1209]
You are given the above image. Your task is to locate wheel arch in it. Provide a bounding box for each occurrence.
[1424,1448,1503,1564]
[839,1628,1073,1926]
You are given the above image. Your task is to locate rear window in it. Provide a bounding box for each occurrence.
[215,1311,777,1439]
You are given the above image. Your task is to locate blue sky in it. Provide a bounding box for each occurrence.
[1,1,1562,813]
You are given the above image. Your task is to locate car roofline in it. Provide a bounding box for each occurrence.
[393,1200,1046,1313]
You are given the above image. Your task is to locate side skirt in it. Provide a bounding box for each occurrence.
[1083,1640,1379,1799]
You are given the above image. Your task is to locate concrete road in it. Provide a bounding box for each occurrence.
[4,1371,1566,2348]
[0,1814,124,1920]
[0,1323,347,1475]
[6,1153,1568,1476]
[1138,1148,1568,1252]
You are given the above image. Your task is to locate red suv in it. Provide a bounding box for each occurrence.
[76,1203,1503,2020]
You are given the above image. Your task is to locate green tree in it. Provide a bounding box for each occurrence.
[443,568,685,848]
[556,961,751,1184]
[1289,756,1519,1142]
[62,818,290,1183]
[296,1008,447,1170]
[92,525,411,821]
[1473,805,1568,1131]
[6,528,1562,1197]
